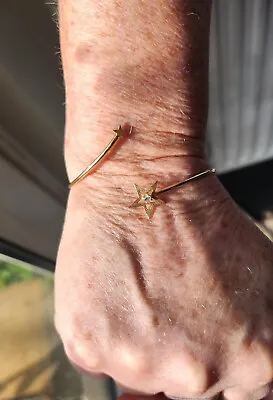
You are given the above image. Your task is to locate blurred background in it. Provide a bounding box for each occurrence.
[0,0,272,399]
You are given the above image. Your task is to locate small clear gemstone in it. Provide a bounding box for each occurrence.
[143,194,152,203]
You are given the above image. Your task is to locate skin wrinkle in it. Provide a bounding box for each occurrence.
[108,129,206,158]
[64,121,207,189]
[66,126,208,192]
[69,172,228,234]
[56,1,273,398]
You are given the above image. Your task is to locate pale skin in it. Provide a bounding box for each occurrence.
[55,1,273,399]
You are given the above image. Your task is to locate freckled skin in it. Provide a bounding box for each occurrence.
[191,310,198,320]
[75,43,96,64]
[56,176,273,399]
[56,1,273,399]
[152,315,160,327]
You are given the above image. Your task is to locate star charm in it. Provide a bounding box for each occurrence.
[130,182,162,219]
[113,125,133,137]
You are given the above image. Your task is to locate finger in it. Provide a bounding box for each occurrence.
[251,385,271,400]
[119,396,218,400]
[166,396,217,400]
[223,384,270,400]
[221,388,248,400]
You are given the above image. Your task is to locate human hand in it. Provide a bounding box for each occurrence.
[55,143,273,400]
[56,1,273,398]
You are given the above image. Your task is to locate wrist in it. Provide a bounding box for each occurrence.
[65,125,206,184]
[65,128,226,224]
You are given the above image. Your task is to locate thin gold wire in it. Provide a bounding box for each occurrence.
[155,168,216,195]
[69,126,130,188]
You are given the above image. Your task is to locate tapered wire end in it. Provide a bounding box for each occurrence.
[68,179,75,189]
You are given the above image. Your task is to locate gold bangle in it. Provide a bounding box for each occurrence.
[130,168,216,219]
[69,125,131,188]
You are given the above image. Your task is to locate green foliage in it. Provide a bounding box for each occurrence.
[0,260,34,288]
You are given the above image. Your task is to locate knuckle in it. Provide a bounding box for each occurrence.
[252,385,271,400]
[233,343,273,391]
[261,356,273,385]
[65,337,101,371]
[163,354,211,399]
[171,357,210,397]
[118,346,152,377]
[223,387,247,400]
[188,376,209,396]
[251,345,273,387]
[55,314,101,371]
[183,360,210,396]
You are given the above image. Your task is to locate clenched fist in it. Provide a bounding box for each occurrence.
[55,0,273,398]
[55,159,273,399]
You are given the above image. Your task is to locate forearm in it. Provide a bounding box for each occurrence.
[59,0,212,177]
[56,5,273,395]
